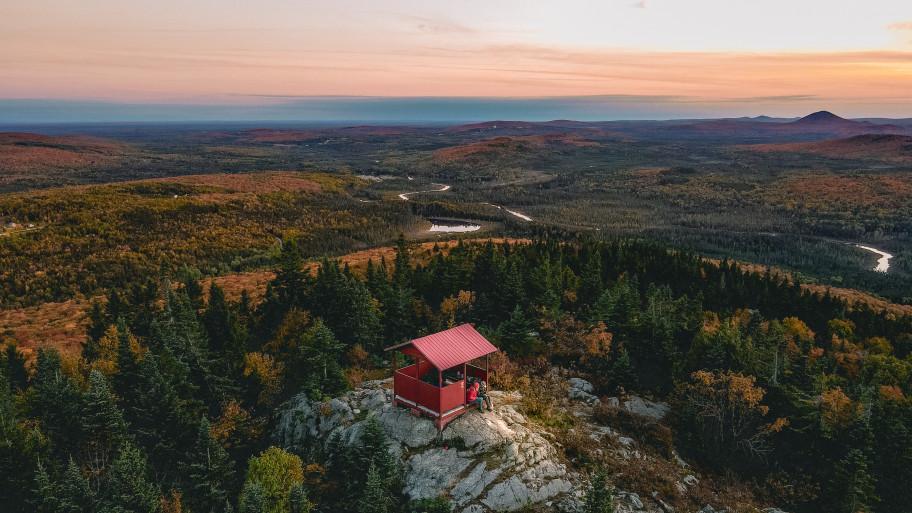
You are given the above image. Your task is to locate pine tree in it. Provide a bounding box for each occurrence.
[357,462,391,513]
[34,462,61,513]
[55,458,94,513]
[239,482,267,513]
[608,348,638,392]
[497,306,535,355]
[82,370,128,476]
[100,442,161,513]
[3,343,28,392]
[204,283,232,353]
[392,234,411,288]
[579,249,603,306]
[274,238,308,308]
[28,349,84,460]
[288,484,313,513]
[298,320,347,399]
[0,369,40,513]
[582,468,614,513]
[357,416,397,483]
[203,282,249,377]
[185,417,236,513]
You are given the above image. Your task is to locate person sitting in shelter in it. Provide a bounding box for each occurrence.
[478,380,493,411]
[466,380,483,410]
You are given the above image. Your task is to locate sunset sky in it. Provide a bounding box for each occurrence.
[2,0,911,122]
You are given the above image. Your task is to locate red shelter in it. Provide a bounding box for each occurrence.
[385,324,498,430]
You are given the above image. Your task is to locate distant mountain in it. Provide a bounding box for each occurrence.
[662,111,907,142]
[791,110,849,125]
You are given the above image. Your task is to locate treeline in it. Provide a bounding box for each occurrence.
[1,237,910,512]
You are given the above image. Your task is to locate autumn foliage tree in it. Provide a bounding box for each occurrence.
[675,370,788,468]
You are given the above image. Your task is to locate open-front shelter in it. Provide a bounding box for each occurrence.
[385,324,498,430]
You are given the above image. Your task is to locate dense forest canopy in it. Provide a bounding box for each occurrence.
[2,237,910,513]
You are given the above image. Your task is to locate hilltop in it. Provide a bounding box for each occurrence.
[275,378,787,513]
[749,133,912,162]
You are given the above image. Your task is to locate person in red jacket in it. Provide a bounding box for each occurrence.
[467,380,483,409]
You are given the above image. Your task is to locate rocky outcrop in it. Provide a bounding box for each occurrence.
[567,378,599,406]
[274,378,790,513]
[275,379,582,512]
[604,395,670,421]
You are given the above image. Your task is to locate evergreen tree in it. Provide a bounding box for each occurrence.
[582,468,614,513]
[608,348,638,392]
[357,416,397,484]
[497,306,536,355]
[834,419,877,513]
[185,417,236,513]
[239,482,267,513]
[1,366,41,513]
[297,320,347,399]
[579,249,603,306]
[100,442,161,513]
[3,343,28,392]
[28,349,84,460]
[392,234,411,288]
[36,458,95,513]
[274,238,308,308]
[288,484,313,513]
[357,462,391,513]
[82,370,128,475]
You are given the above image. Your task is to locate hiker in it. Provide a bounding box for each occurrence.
[467,380,483,410]
[478,380,493,411]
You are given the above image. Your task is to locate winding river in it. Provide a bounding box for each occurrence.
[398,184,451,201]
[428,222,481,233]
[856,244,893,273]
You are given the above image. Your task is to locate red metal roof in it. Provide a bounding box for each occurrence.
[406,324,498,370]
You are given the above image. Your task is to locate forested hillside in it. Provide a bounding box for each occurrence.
[2,237,909,513]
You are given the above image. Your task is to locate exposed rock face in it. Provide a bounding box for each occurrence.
[567,378,599,405]
[604,395,671,421]
[275,379,581,512]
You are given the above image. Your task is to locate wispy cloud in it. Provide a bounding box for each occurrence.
[400,15,476,34]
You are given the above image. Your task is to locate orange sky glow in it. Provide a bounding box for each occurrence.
[1,1,911,119]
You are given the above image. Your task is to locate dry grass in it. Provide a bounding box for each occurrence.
[0,298,90,359]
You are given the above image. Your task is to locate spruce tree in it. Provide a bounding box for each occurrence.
[82,370,128,474]
[288,484,313,513]
[239,482,267,513]
[3,343,28,392]
[28,349,84,460]
[0,369,39,512]
[185,417,236,513]
[57,458,94,513]
[357,462,391,513]
[582,468,614,513]
[497,306,535,355]
[100,442,161,513]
